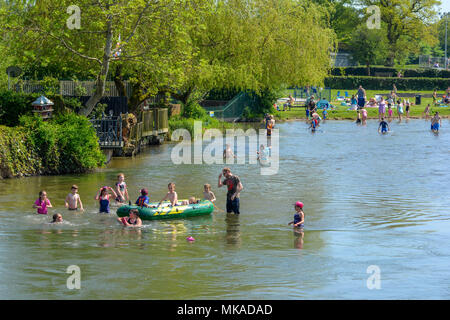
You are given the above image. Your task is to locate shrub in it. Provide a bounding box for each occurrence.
[19,113,105,175]
[330,67,450,78]
[0,90,39,126]
[182,101,208,119]
[325,76,449,91]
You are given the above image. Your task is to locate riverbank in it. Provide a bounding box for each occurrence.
[273,104,450,122]
[0,114,105,179]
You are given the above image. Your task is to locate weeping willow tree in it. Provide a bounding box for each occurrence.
[170,0,337,104]
[1,0,336,115]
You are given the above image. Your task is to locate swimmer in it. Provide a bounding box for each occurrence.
[33,190,52,215]
[203,184,216,202]
[95,186,117,213]
[378,117,390,134]
[158,182,178,207]
[115,173,129,203]
[118,209,142,227]
[431,112,442,133]
[257,144,270,161]
[288,201,305,229]
[65,185,84,211]
[135,188,150,207]
[51,213,63,224]
[223,144,236,159]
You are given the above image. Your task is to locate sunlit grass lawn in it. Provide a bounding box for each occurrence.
[277,88,450,120]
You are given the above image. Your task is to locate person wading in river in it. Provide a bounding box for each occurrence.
[218,167,243,215]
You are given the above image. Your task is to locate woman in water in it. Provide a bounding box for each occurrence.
[118,209,142,227]
[95,186,117,213]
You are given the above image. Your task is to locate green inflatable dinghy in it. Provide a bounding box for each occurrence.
[116,200,214,220]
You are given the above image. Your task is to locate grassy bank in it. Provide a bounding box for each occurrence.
[276,89,449,121]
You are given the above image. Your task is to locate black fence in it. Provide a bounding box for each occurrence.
[69,96,128,116]
[89,116,123,148]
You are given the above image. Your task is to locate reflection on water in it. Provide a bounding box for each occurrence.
[225,213,241,248]
[1,120,450,299]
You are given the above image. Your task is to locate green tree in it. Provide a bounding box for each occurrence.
[350,25,388,74]
[1,0,192,116]
[359,0,441,66]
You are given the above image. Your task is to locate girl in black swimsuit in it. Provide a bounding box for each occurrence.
[118,209,142,227]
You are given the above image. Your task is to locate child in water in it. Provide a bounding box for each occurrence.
[65,185,84,211]
[118,209,142,227]
[51,213,63,223]
[361,107,368,125]
[95,186,117,213]
[135,188,150,207]
[158,183,178,207]
[33,190,53,215]
[257,144,270,161]
[203,184,216,202]
[378,117,390,134]
[223,144,236,159]
[288,201,305,229]
[115,173,129,204]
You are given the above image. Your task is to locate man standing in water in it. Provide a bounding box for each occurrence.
[218,167,243,215]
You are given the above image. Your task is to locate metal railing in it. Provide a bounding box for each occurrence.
[16,80,133,97]
[90,116,123,148]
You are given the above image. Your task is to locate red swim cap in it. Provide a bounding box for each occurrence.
[294,201,304,209]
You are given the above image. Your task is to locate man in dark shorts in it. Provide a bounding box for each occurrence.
[218,167,243,214]
[356,85,366,109]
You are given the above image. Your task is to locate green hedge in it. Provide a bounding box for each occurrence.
[325,76,449,91]
[331,67,450,78]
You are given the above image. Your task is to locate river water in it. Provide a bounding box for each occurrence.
[1,119,450,299]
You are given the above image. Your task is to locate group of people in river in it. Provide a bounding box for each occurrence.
[352,85,444,133]
[30,167,262,229]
